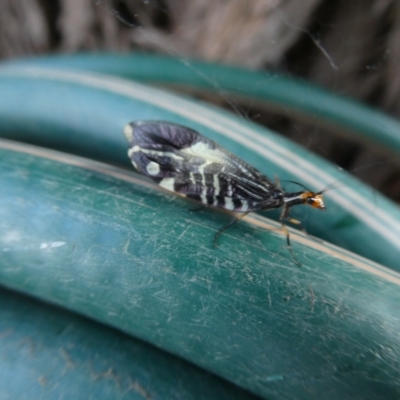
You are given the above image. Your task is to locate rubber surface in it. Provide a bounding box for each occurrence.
[1,140,400,400]
[0,287,260,400]
[9,52,400,155]
[0,65,398,270]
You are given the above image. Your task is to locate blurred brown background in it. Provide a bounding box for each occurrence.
[0,0,399,201]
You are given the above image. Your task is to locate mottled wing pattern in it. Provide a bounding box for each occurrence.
[124,121,282,212]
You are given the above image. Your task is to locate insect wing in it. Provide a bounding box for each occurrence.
[124,120,206,179]
[124,121,277,212]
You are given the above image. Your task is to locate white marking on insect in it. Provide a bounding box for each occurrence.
[140,148,184,161]
[224,197,234,210]
[159,177,176,191]
[236,183,264,200]
[240,202,249,212]
[213,175,220,195]
[189,172,196,184]
[127,149,138,169]
[132,145,141,153]
[183,142,229,164]
[254,182,271,192]
[198,163,208,187]
[123,124,134,141]
[146,161,160,176]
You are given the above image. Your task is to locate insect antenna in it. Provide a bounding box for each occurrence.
[316,180,345,194]
[283,173,356,196]
[282,180,312,192]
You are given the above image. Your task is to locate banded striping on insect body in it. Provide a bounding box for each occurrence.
[124,121,326,258]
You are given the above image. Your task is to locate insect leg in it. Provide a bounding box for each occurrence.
[275,175,282,190]
[280,206,302,266]
[214,212,249,247]
[284,217,307,235]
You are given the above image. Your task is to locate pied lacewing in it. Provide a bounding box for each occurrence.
[124,121,326,261]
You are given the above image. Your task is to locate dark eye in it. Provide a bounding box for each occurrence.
[307,198,314,204]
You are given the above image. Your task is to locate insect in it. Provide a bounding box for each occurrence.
[124,120,326,262]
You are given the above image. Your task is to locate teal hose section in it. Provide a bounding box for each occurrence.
[1,142,400,400]
[0,287,260,400]
[0,65,398,270]
[8,52,400,155]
